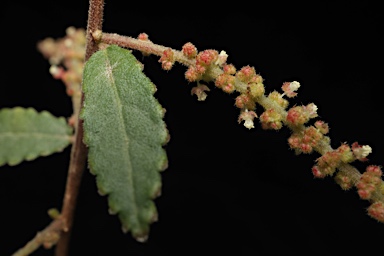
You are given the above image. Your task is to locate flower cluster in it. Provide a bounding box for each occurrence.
[185,48,219,82]
[159,48,175,71]
[311,144,354,178]
[37,26,86,128]
[37,26,85,97]
[368,201,384,223]
[356,165,382,200]
[286,103,318,126]
[334,171,354,190]
[259,109,283,130]
[182,42,197,59]
[267,91,289,109]
[215,73,236,94]
[88,31,384,225]
[288,125,326,154]
[137,33,151,56]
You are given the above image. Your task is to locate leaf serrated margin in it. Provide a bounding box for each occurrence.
[81,45,169,242]
[0,107,73,166]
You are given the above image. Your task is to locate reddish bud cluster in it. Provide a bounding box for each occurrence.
[230,65,265,108]
[267,91,289,109]
[223,64,236,75]
[185,66,200,82]
[236,66,256,83]
[314,120,329,134]
[288,126,324,154]
[259,109,283,130]
[311,144,353,178]
[249,83,265,99]
[196,49,219,66]
[286,106,307,126]
[182,42,197,59]
[334,171,354,190]
[184,49,219,82]
[235,66,264,93]
[235,94,256,110]
[338,144,355,163]
[356,165,382,200]
[286,103,318,126]
[137,33,149,41]
[159,48,175,71]
[368,201,384,223]
[215,74,236,94]
[137,33,152,56]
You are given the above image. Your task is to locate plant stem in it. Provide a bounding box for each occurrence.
[97,32,195,67]
[54,1,104,256]
[12,220,63,256]
[85,0,105,62]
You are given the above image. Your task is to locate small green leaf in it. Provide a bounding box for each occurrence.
[81,45,169,242]
[0,107,73,166]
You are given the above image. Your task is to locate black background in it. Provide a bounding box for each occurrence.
[1,1,383,255]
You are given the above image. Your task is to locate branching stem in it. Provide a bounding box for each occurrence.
[11,1,104,256]
[12,220,63,256]
[54,1,104,256]
[96,32,195,67]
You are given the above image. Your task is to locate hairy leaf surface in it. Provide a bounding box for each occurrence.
[0,107,73,166]
[81,45,168,242]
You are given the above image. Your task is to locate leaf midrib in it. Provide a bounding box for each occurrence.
[0,132,70,140]
[104,50,139,220]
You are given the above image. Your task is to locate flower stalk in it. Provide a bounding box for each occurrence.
[94,29,384,223]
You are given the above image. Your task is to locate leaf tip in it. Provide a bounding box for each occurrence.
[150,82,157,94]
[135,234,149,243]
[121,225,129,234]
[163,127,171,146]
[108,207,118,215]
[159,152,169,172]
[150,180,162,199]
[150,211,159,224]
[97,185,108,196]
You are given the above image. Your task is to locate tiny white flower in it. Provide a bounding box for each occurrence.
[215,50,228,66]
[197,92,208,101]
[354,145,372,159]
[191,83,210,101]
[64,38,73,48]
[289,81,301,92]
[238,109,258,130]
[281,81,301,98]
[305,103,318,118]
[49,65,59,76]
[244,119,255,129]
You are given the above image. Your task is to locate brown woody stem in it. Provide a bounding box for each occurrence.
[54,1,105,256]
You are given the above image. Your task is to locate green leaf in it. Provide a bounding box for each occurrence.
[81,45,169,242]
[0,107,73,166]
